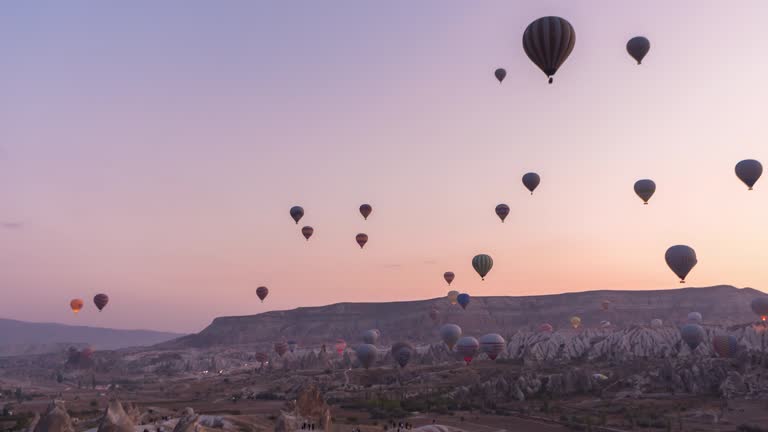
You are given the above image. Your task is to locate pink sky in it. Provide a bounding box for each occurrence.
[1,1,768,332]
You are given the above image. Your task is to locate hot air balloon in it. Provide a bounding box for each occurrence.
[570,316,581,329]
[356,233,368,249]
[634,179,656,204]
[288,340,298,353]
[540,323,554,333]
[256,286,269,302]
[687,312,703,324]
[359,204,372,220]
[522,17,576,84]
[479,333,506,360]
[495,204,510,223]
[429,308,440,323]
[522,172,540,195]
[81,347,94,359]
[650,318,663,329]
[444,272,455,286]
[494,68,506,83]
[254,352,268,365]
[600,320,611,328]
[93,294,109,312]
[274,341,288,357]
[680,323,705,351]
[735,159,763,190]
[70,299,84,314]
[334,339,347,355]
[391,341,414,368]
[355,344,377,369]
[447,290,459,305]
[751,297,768,321]
[626,36,650,64]
[601,300,611,311]
[457,293,470,310]
[301,226,314,240]
[456,336,479,364]
[440,324,462,350]
[665,245,697,283]
[362,329,379,345]
[712,335,739,358]
[289,206,304,224]
[472,254,493,280]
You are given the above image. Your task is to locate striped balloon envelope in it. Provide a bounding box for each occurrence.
[712,335,739,358]
[479,333,506,360]
[274,341,288,357]
[456,336,479,365]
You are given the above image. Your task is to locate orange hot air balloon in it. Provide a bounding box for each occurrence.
[70,299,84,314]
[256,286,269,302]
[93,294,109,311]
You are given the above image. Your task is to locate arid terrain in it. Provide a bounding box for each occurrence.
[3,286,768,432]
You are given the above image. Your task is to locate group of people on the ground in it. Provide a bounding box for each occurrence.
[300,422,316,430]
[383,420,415,430]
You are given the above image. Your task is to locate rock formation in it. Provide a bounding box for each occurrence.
[97,399,136,432]
[33,401,74,432]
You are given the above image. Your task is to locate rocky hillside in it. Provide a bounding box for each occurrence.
[166,285,765,348]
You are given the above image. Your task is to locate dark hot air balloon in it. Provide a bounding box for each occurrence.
[355,344,377,369]
[274,341,288,357]
[444,272,455,285]
[626,36,650,64]
[440,324,462,350]
[680,324,705,351]
[479,333,506,360]
[735,159,763,190]
[93,294,109,312]
[751,297,768,321]
[334,339,347,355]
[494,68,506,83]
[356,233,368,249]
[522,17,576,84]
[391,341,414,368]
[495,204,510,222]
[362,329,379,345]
[665,245,697,283]
[688,311,703,324]
[256,286,269,302]
[472,254,493,280]
[522,172,540,195]
[70,299,84,314]
[289,206,304,224]
[634,179,656,204]
[712,335,738,358]
[456,336,479,364]
[457,293,470,310]
[301,226,314,240]
[359,204,372,220]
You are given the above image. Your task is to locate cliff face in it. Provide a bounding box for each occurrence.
[165,286,764,348]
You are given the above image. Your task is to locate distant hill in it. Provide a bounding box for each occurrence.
[0,318,185,356]
[163,285,767,349]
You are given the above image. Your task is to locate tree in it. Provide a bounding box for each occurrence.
[56,372,64,384]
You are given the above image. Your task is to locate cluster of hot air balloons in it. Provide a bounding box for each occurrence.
[69,294,109,315]
[437,323,506,365]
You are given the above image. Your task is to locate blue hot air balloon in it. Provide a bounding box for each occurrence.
[457,293,470,310]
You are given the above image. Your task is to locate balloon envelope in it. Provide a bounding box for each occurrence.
[494,68,506,83]
[429,307,440,322]
[650,318,663,329]
[457,293,470,310]
[391,341,414,368]
[334,339,347,355]
[751,297,768,321]
[447,290,459,305]
[712,335,738,358]
[289,206,304,224]
[634,179,656,204]
[570,316,581,329]
[256,286,269,302]
[522,17,576,83]
[680,324,705,350]
[274,341,288,357]
[93,294,109,311]
[356,233,368,248]
[665,245,697,283]
[440,324,462,350]
[362,329,379,345]
[70,299,84,314]
[540,323,554,333]
[479,333,506,360]
[287,340,298,353]
[495,204,510,222]
[254,352,268,364]
[472,254,493,280]
[626,36,650,64]
[301,226,314,240]
[355,344,377,369]
[735,159,763,190]
[359,204,372,220]
[522,172,541,194]
[456,336,479,364]
[687,312,703,323]
[444,272,455,285]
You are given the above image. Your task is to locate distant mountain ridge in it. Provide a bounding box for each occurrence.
[163,285,767,349]
[0,318,184,355]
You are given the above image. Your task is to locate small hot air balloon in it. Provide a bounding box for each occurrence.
[687,311,703,324]
[301,226,314,240]
[391,341,414,368]
[650,318,663,329]
[334,339,347,355]
[289,206,304,224]
[444,272,455,286]
[665,245,697,283]
[456,336,479,364]
[256,286,269,302]
[751,297,768,321]
[479,333,506,360]
[274,341,288,357]
[447,290,459,305]
[626,36,650,64]
[523,16,576,84]
[494,68,506,83]
[429,307,440,323]
[254,352,268,365]
[355,344,377,369]
[356,233,368,249]
[522,172,540,195]
[735,159,763,190]
[359,204,372,220]
[362,329,379,345]
[472,254,493,280]
[680,323,705,351]
[570,316,581,329]
[540,323,554,333]
[600,320,611,328]
[712,334,739,358]
[634,179,656,204]
[601,300,611,311]
[457,293,470,310]
[93,294,109,312]
[495,204,510,223]
[70,299,84,314]
[288,340,298,353]
[440,324,462,350]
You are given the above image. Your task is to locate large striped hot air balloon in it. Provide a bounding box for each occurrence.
[440,324,462,350]
[93,294,109,312]
[665,245,697,283]
[472,254,493,280]
[256,286,269,302]
[289,206,304,224]
[70,299,84,314]
[274,341,288,357]
[456,336,479,365]
[712,335,739,358]
[523,17,576,84]
[479,333,506,360]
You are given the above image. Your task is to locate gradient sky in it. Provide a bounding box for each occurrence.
[2,1,768,333]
